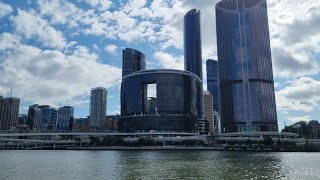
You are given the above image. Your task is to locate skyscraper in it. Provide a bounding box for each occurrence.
[184,9,203,79]
[216,0,278,132]
[89,87,107,128]
[206,59,220,113]
[122,48,146,77]
[184,9,205,132]
[27,104,42,130]
[57,106,74,130]
[203,91,214,133]
[0,96,20,131]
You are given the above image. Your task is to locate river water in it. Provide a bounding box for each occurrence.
[0,150,319,180]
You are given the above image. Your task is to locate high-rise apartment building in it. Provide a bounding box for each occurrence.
[57,106,74,130]
[122,48,146,77]
[89,87,107,128]
[206,59,220,113]
[0,96,20,131]
[216,0,278,132]
[184,9,205,133]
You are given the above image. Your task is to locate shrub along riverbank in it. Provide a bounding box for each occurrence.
[85,136,320,152]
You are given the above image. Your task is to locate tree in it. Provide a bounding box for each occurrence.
[282,121,311,138]
[263,136,274,146]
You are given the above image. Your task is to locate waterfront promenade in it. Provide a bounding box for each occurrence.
[0,131,319,151]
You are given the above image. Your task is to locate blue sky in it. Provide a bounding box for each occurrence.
[0,0,319,131]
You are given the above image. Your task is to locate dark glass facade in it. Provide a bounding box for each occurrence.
[206,59,220,113]
[38,105,58,130]
[122,48,146,77]
[184,9,205,132]
[184,9,203,80]
[120,69,200,132]
[216,0,278,132]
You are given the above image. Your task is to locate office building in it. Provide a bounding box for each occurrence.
[184,9,205,132]
[119,69,200,132]
[57,106,74,130]
[39,105,58,130]
[27,104,42,130]
[122,48,146,77]
[89,87,107,128]
[216,0,278,132]
[203,91,214,133]
[206,59,219,113]
[0,96,20,131]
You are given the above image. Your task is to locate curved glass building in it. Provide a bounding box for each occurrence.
[122,48,146,77]
[119,69,200,132]
[216,0,278,132]
[184,9,205,132]
[184,9,202,80]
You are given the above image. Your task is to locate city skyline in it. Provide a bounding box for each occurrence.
[0,0,319,131]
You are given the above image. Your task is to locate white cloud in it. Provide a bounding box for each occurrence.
[268,0,320,78]
[0,40,121,107]
[287,116,312,123]
[13,9,67,49]
[276,77,320,112]
[0,2,13,17]
[37,0,83,27]
[153,51,184,70]
[84,0,112,11]
[0,33,20,50]
[104,44,118,56]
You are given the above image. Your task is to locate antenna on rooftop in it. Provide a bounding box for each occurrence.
[10,88,12,97]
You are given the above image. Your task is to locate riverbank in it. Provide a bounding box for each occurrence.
[1,145,320,152]
[63,146,319,152]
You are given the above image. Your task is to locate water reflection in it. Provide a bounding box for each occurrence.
[115,151,289,179]
[0,151,319,180]
[214,152,285,179]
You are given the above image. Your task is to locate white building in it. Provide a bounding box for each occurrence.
[89,87,107,128]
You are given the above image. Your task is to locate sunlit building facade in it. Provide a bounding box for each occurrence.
[122,48,146,77]
[89,87,107,128]
[216,0,278,132]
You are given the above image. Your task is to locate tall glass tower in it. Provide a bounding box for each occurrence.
[184,9,203,80]
[122,48,146,77]
[216,0,278,132]
[184,9,205,132]
[206,59,219,113]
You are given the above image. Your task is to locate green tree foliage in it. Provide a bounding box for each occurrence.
[263,136,274,146]
[282,121,320,139]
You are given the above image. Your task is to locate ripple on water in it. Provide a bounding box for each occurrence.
[0,151,319,180]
